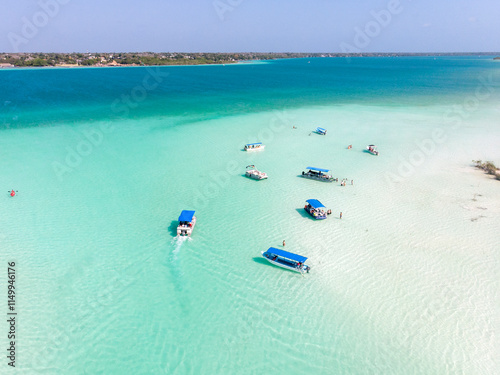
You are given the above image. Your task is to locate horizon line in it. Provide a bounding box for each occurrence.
[2,51,499,55]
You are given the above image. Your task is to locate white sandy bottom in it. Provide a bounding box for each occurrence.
[0,103,498,374]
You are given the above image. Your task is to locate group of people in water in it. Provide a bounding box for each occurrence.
[340,179,353,186]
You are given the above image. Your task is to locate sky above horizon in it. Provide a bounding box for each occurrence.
[0,0,499,53]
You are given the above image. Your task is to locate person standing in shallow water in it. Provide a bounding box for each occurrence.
[340,212,343,219]
[283,240,286,246]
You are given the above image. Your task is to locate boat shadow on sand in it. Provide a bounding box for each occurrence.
[252,257,269,266]
[295,208,318,220]
[167,220,179,237]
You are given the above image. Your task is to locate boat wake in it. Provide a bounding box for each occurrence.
[168,236,193,315]
[170,236,192,262]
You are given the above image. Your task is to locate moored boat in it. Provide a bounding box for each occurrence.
[244,142,265,151]
[177,210,196,236]
[366,145,379,155]
[262,248,310,273]
[245,165,268,180]
[301,167,335,182]
[316,127,327,135]
[304,199,328,220]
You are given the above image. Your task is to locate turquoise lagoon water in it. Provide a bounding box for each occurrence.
[1,57,499,374]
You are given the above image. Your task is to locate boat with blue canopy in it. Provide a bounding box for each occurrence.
[315,127,327,135]
[177,210,196,236]
[261,247,310,273]
[244,142,265,151]
[301,167,335,182]
[304,199,329,220]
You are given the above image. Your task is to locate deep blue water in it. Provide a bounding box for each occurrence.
[1,56,497,129]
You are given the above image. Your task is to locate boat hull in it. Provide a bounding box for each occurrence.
[301,174,334,182]
[304,207,327,220]
[261,252,310,273]
[177,216,196,236]
[245,170,268,180]
[366,146,379,155]
[244,146,265,151]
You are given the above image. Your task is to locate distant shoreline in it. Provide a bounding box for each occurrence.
[1,52,500,69]
[0,62,239,70]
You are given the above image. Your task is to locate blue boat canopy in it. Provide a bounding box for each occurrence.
[306,167,330,173]
[306,199,326,209]
[316,127,326,132]
[245,142,262,146]
[178,210,195,222]
[265,248,308,263]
